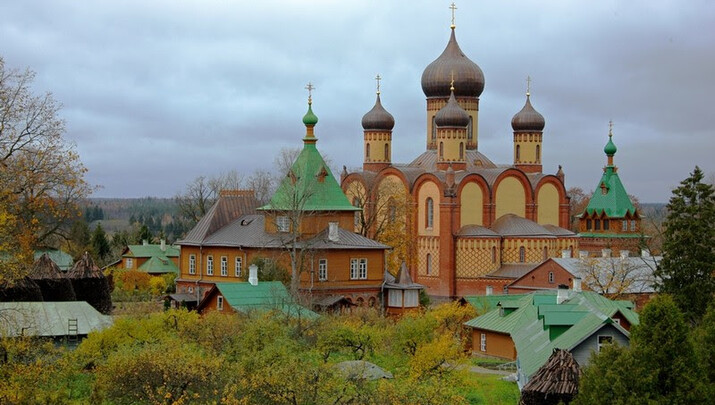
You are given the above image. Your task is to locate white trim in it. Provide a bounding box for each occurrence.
[220,256,228,277]
[188,254,196,275]
[217,295,224,311]
[235,256,242,277]
[206,255,214,276]
[318,258,328,281]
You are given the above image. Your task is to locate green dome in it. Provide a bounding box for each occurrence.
[302,104,319,126]
[604,135,617,156]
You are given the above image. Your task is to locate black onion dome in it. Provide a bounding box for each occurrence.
[361,94,395,131]
[421,29,485,98]
[435,90,470,127]
[511,95,545,131]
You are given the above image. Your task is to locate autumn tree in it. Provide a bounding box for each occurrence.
[655,166,715,323]
[0,57,92,255]
[567,187,589,232]
[576,256,658,299]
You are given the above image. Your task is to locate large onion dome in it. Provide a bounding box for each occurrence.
[421,29,485,98]
[361,94,395,131]
[604,133,617,156]
[435,89,470,127]
[511,95,545,131]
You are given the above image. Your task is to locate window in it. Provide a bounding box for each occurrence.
[630,220,636,231]
[491,246,497,263]
[519,246,526,263]
[188,286,193,294]
[597,335,613,352]
[613,318,620,325]
[318,259,328,281]
[439,142,444,159]
[480,333,487,352]
[516,144,521,161]
[366,143,370,159]
[426,254,432,275]
[548,272,554,284]
[206,256,214,276]
[604,219,610,230]
[432,117,437,140]
[126,258,133,269]
[217,296,224,311]
[536,144,540,161]
[468,116,473,140]
[189,254,196,275]
[543,246,549,261]
[459,142,464,160]
[426,197,434,228]
[384,143,389,161]
[235,257,242,277]
[388,290,402,307]
[220,256,228,276]
[586,219,592,230]
[404,290,419,307]
[622,220,627,231]
[350,258,367,280]
[594,219,601,230]
[276,215,290,232]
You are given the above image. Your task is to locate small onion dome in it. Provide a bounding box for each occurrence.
[361,94,395,131]
[435,89,470,127]
[604,134,617,156]
[511,95,545,131]
[421,29,485,98]
[303,103,318,126]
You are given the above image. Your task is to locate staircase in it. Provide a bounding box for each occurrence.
[67,318,79,345]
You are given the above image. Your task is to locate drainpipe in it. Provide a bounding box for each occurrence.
[196,246,203,304]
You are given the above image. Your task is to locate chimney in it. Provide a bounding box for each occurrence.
[557,286,569,304]
[579,251,588,259]
[248,264,258,286]
[573,278,582,292]
[620,250,629,259]
[641,248,651,257]
[601,248,612,258]
[328,222,339,242]
[160,239,166,251]
[486,285,493,296]
[142,239,148,246]
[561,249,571,259]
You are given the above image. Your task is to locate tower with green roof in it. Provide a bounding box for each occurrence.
[258,87,358,237]
[577,123,643,256]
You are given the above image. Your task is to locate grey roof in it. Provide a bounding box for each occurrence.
[551,256,661,294]
[492,214,557,238]
[200,215,282,248]
[0,301,113,337]
[408,149,497,171]
[458,224,500,237]
[542,224,577,237]
[180,191,259,245]
[313,295,354,307]
[307,227,390,250]
[487,263,539,279]
[384,263,424,290]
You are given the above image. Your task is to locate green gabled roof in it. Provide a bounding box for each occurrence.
[463,294,525,314]
[214,282,318,319]
[124,244,180,258]
[583,166,636,218]
[137,256,178,274]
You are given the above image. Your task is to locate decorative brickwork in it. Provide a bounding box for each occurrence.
[456,238,500,278]
[417,236,440,276]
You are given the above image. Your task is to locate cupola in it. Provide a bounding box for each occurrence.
[361,94,395,131]
[511,94,545,132]
[435,88,470,127]
[421,28,484,98]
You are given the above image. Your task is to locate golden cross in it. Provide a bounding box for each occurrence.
[305,82,315,103]
[375,74,381,94]
[450,2,457,28]
[526,75,532,96]
[609,120,614,136]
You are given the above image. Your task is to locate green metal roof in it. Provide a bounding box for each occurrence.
[576,232,642,239]
[34,249,73,271]
[259,116,358,212]
[463,294,524,314]
[214,282,318,319]
[583,163,636,218]
[124,244,180,258]
[137,256,178,274]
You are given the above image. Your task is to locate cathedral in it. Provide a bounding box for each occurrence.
[341,17,578,298]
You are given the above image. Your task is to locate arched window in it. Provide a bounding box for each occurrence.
[426,253,432,275]
[384,143,389,161]
[365,143,370,160]
[388,198,397,222]
[459,142,464,160]
[536,144,540,161]
[432,117,437,140]
[439,142,444,160]
[543,246,548,261]
[468,116,473,140]
[516,144,521,161]
[519,246,526,263]
[426,197,434,228]
[491,246,497,263]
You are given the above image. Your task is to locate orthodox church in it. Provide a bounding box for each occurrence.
[341,16,577,298]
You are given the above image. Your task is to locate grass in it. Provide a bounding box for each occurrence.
[462,373,520,404]
[470,355,513,369]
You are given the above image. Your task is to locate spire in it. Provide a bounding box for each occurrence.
[302,82,318,142]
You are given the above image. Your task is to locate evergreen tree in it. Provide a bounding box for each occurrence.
[655,166,715,323]
[91,222,111,262]
[68,219,91,258]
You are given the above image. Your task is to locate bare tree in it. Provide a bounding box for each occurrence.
[577,256,659,299]
[245,169,276,206]
[567,187,589,232]
[175,175,217,225]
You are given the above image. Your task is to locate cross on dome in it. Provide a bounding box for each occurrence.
[450,2,457,29]
[305,82,315,104]
[375,74,382,95]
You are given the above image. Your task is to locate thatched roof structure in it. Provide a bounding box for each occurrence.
[29,254,76,301]
[67,253,112,314]
[519,349,580,405]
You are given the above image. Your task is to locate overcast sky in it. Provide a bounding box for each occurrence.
[1,0,713,202]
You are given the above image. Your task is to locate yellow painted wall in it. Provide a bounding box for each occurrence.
[417,181,441,236]
[514,133,542,164]
[495,176,526,218]
[537,183,560,226]
[460,182,484,226]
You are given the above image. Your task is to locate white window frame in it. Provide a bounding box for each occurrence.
[318,258,328,281]
[597,335,613,352]
[622,220,628,231]
[235,257,242,277]
[359,258,367,279]
[350,259,359,280]
[189,254,196,275]
[220,256,228,276]
[630,220,636,231]
[126,258,133,269]
[388,289,402,307]
[404,290,419,308]
[276,215,290,232]
[206,255,214,276]
[217,295,224,311]
[613,318,620,325]
[480,333,487,352]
